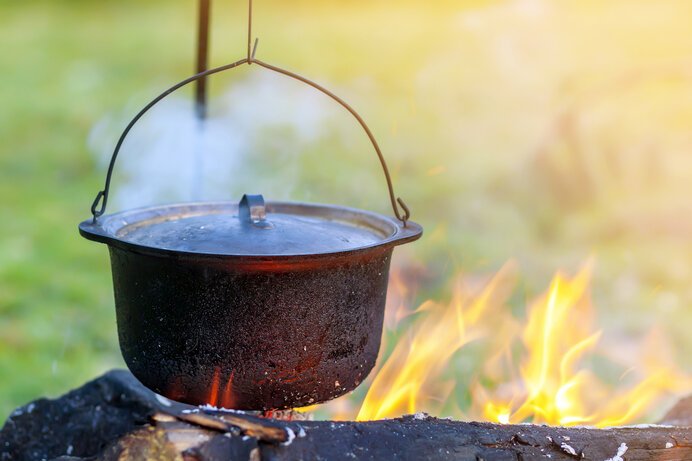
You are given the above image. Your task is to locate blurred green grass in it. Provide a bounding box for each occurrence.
[2,0,692,423]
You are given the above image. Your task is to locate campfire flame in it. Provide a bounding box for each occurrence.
[207,366,236,409]
[356,263,515,421]
[349,260,692,425]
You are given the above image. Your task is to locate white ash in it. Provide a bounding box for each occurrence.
[666,442,674,448]
[154,394,172,407]
[516,422,560,427]
[297,425,307,438]
[281,427,296,446]
[412,412,429,420]
[197,403,244,413]
[604,442,628,461]
[560,443,577,456]
[606,423,676,429]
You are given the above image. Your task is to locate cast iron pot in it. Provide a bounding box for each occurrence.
[79,59,422,410]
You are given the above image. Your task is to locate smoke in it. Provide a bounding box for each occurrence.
[88,72,345,212]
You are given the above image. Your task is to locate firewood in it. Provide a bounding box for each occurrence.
[97,426,180,461]
[150,415,218,453]
[174,410,288,443]
[660,395,692,427]
[175,412,231,433]
[2,370,691,461]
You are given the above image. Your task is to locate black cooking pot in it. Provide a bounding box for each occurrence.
[79,58,422,410]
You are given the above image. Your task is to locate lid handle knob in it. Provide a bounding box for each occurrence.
[239,194,273,229]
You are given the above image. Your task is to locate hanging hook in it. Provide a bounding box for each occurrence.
[247,0,253,63]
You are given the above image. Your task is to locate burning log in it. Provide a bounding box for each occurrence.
[1,370,691,461]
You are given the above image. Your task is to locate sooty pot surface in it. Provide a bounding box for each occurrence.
[110,245,392,410]
[81,199,422,409]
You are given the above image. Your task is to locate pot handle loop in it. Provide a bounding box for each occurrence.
[90,20,411,226]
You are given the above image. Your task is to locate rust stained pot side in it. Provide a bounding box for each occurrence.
[80,201,422,410]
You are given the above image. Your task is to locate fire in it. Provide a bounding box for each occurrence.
[207,366,236,409]
[356,263,516,420]
[349,260,692,425]
[479,264,602,426]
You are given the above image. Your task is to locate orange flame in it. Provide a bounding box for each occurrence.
[357,263,518,420]
[207,367,236,409]
[346,259,692,425]
[208,366,220,406]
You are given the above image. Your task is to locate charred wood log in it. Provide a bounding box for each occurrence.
[660,395,692,427]
[1,370,691,461]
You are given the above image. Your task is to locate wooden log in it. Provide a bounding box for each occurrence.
[1,370,691,461]
[660,395,692,427]
[174,411,288,443]
[94,410,692,461]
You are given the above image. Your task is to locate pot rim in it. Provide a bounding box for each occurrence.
[79,200,422,261]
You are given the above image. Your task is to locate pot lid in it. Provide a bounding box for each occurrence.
[79,194,422,257]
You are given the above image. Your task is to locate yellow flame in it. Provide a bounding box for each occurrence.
[356,263,517,421]
[493,264,601,425]
[347,259,692,426]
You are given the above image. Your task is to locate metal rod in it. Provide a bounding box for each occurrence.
[195,0,211,119]
[247,0,253,62]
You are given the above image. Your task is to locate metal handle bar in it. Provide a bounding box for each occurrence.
[90,52,411,226]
